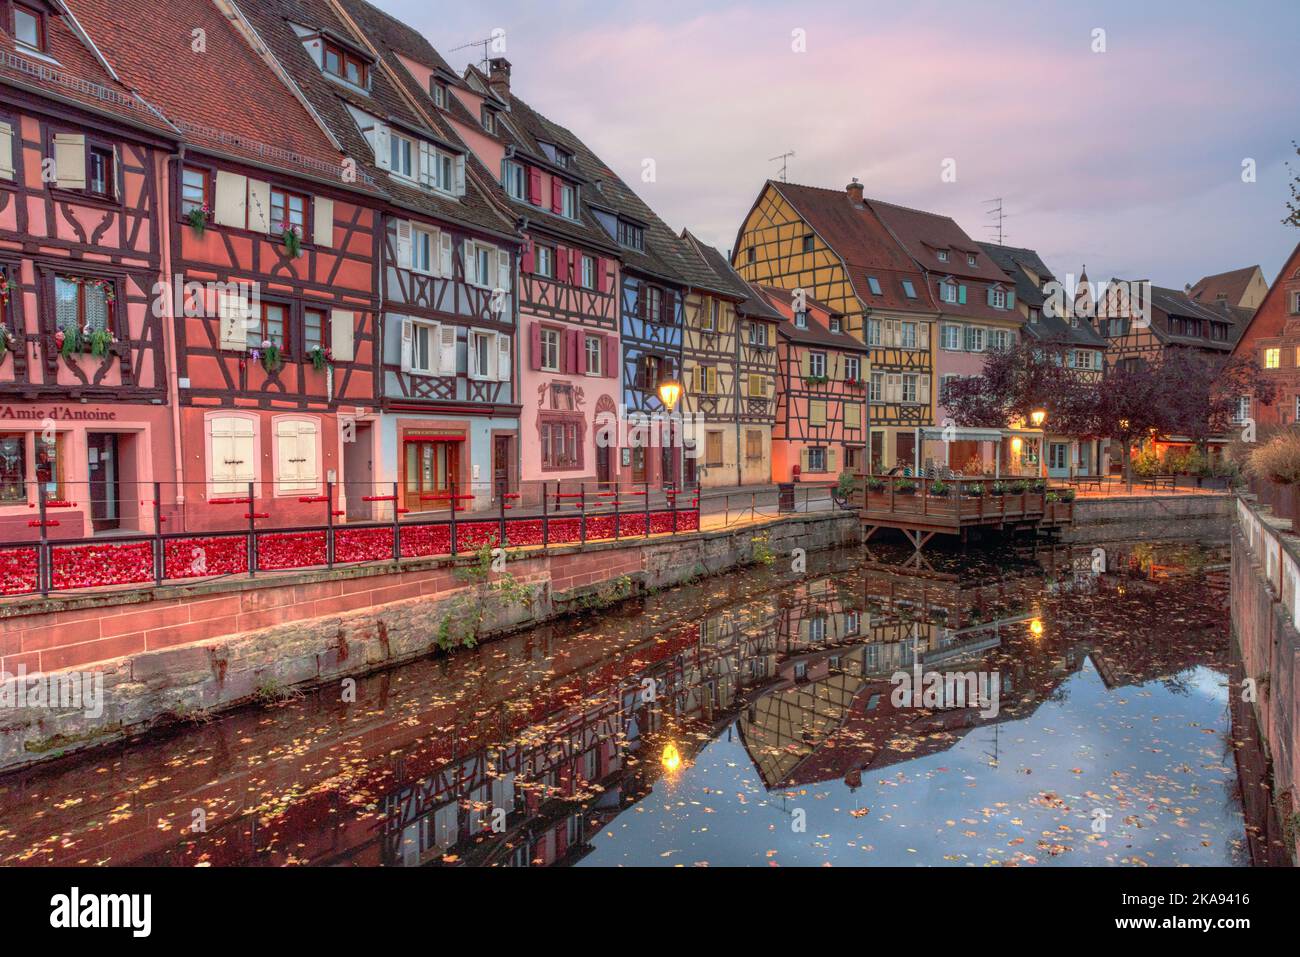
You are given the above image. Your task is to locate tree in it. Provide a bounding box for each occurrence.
[942,341,1097,435]
[1286,139,1300,228]
[1160,349,1277,452]
[1090,363,1167,486]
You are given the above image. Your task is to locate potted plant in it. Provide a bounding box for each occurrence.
[894,479,917,495]
[989,481,1007,496]
[865,476,885,492]
[308,345,333,372]
[1032,479,1047,494]
[188,203,211,236]
[256,339,283,373]
[1059,488,1077,502]
[804,374,829,386]
[1045,491,1061,504]
[963,482,985,497]
[280,220,303,258]
[1009,479,1028,494]
[929,479,950,497]
[0,324,11,354]
[56,325,81,358]
[87,326,115,358]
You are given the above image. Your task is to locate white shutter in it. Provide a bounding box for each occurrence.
[0,122,14,181]
[418,141,433,188]
[246,178,272,233]
[463,239,475,284]
[919,374,931,404]
[496,248,511,292]
[211,417,255,495]
[276,419,301,492]
[496,333,511,382]
[400,318,414,373]
[453,154,466,195]
[395,220,412,269]
[330,309,355,362]
[438,324,457,375]
[294,420,320,487]
[828,447,838,474]
[218,289,250,351]
[372,122,391,170]
[468,332,481,378]
[438,231,454,277]
[214,170,248,228]
[52,133,85,190]
[313,196,334,247]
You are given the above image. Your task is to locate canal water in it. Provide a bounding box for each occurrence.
[0,540,1287,867]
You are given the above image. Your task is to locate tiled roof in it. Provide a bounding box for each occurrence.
[979,243,1105,348]
[1189,265,1260,307]
[758,285,868,352]
[233,0,513,236]
[0,7,176,137]
[767,181,933,313]
[1133,283,1248,351]
[682,231,783,320]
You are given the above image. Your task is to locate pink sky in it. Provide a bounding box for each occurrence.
[376,0,1300,288]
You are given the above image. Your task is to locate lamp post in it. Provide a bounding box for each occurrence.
[1031,409,1047,477]
[657,377,685,491]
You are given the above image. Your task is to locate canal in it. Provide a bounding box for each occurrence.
[0,540,1287,867]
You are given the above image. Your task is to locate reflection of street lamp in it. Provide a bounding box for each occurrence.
[1031,408,1047,428]
[1029,618,1044,638]
[661,742,682,773]
[657,378,684,412]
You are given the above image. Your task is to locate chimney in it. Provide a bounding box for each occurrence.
[488,57,512,100]
[846,177,864,205]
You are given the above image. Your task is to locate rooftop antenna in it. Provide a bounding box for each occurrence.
[984,197,1007,246]
[769,150,796,183]
[448,35,496,70]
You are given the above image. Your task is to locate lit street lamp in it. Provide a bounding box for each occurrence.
[657,377,684,413]
[1030,408,1047,428]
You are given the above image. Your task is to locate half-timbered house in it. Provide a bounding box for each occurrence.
[424,56,623,494]
[68,0,386,532]
[0,2,180,540]
[758,285,868,484]
[733,179,936,473]
[236,0,522,514]
[682,232,782,486]
[1230,243,1300,428]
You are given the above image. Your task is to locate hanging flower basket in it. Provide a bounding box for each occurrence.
[308,345,333,372]
[258,340,283,373]
[87,326,116,358]
[280,221,303,258]
[188,204,211,236]
[0,278,16,311]
[56,325,81,358]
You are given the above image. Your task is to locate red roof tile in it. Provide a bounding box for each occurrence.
[1189,265,1261,308]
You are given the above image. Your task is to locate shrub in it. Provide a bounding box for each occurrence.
[894,479,916,495]
[1248,433,1300,485]
[837,470,857,499]
[1060,488,1077,502]
[865,476,885,492]
[990,481,1007,496]
[1132,447,1162,478]
[963,482,985,497]
[929,479,949,497]
[1008,480,1028,494]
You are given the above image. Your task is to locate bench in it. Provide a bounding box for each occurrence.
[1145,473,1177,491]
[1068,474,1106,491]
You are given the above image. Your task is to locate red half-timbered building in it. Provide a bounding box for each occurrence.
[0,2,179,541]
[68,0,385,532]
[1231,242,1300,428]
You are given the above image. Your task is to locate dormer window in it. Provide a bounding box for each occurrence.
[389,131,415,180]
[555,149,574,170]
[322,40,370,89]
[830,317,842,333]
[867,276,882,295]
[937,249,949,263]
[967,253,977,267]
[431,81,447,109]
[503,160,526,201]
[901,280,917,299]
[557,181,577,219]
[794,309,808,329]
[990,287,1008,309]
[13,3,45,54]
[618,220,644,251]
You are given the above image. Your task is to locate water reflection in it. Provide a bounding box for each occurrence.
[0,540,1285,867]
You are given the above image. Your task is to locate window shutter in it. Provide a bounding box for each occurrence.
[706,366,718,395]
[958,284,967,305]
[595,258,607,293]
[529,322,542,371]
[496,248,511,291]
[551,177,562,213]
[247,178,272,233]
[438,324,457,375]
[987,287,995,306]
[463,239,474,283]
[218,289,250,351]
[1007,290,1016,309]
[800,351,811,379]
[395,220,413,269]
[800,448,810,472]
[528,166,542,205]
[52,133,85,190]
[919,374,931,403]
[418,141,433,187]
[438,231,453,277]
[211,417,256,495]
[330,309,355,362]
[828,447,838,474]
[0,122,14,181]
[213,170,247,228]
[496,333,511,382]
[604,335,617,378]
[453,154,465,195]
[373,123,391,170]
[400,319,414,373]
[554,245,568,284]
[313,196,334,247]
[521,237,535,274]
[276,419,300,491]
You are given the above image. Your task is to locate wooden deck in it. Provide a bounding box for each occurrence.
[852,476,1075,550]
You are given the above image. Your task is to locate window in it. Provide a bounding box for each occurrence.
[181,166,210,216]
[867,276,882,295]
[902,280,917,299]
[940,281,957,303]
[410,321,437,374]
[808,352,826,378]
[389,133,415,179]
[900,322,917,349]
[991,288,1007,309]
[845,404,861,429]
[746,322,769,347]
[867,318,880,346]
[746,430,763,462]
[322,41,369,88]
[991,329,1011,351]
[558,182,577,219]
[746,247,755,264]
[536,244,554,278]
[504,161,527,200]
[968,254,977,267]
[209,417,255,496]
[642,286,663,322]
[539,328,561,372]
[809,401,826,426]
[271,188,308,237]
[580,255,595,289]
[964,326,986,352]
[829,317,841,333]
[941,324,961,350]
[0,433,26,504]
[869,372,883,401]
[13,4,44,53]
[747,373,769,398]
[34,432,63,499]
[705,431,724,468]
[1234,396,1250,423]
[481,106,496,134]
[1292,291,1300,315]
[802,235,815,254]
[937,249,949,262]
[845,356,861,381]
[303,308,326,354]
[1049,444,1068,471]
[702,299,718,331]
[249,302,288,351]
[901,373,919,403]
[412,225,435,274]
[1295,395,1300,421]
[636,354,663,391]
[541,421,580,469]
[940,374,960,400]
[275,418,321,493]
[87,147,114,198]
[794,309,807,329]
[431,82,447,108]
[807,447,826,472]
[585,334,602,375]
[1265,347,1281,369]
[54,275,114,336]
[618,220,644,251]
[470,330,492,378]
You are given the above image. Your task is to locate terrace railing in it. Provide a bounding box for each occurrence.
[851,475,1076,528]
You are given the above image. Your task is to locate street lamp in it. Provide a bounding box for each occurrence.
[657,377,684,412]
[1030,408,1047,428]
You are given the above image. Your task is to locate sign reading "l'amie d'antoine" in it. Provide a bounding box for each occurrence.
[0,406,118,420]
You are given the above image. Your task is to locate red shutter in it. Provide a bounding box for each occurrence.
[556,246,569,283]
[604,334,617,378]
[565,329,580,374]
[529,322,542,371]
[551,177,563,214]
[569,249,579,284]
[521,236,535,274]
[527,167,542,205]
[595,257,607,293]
